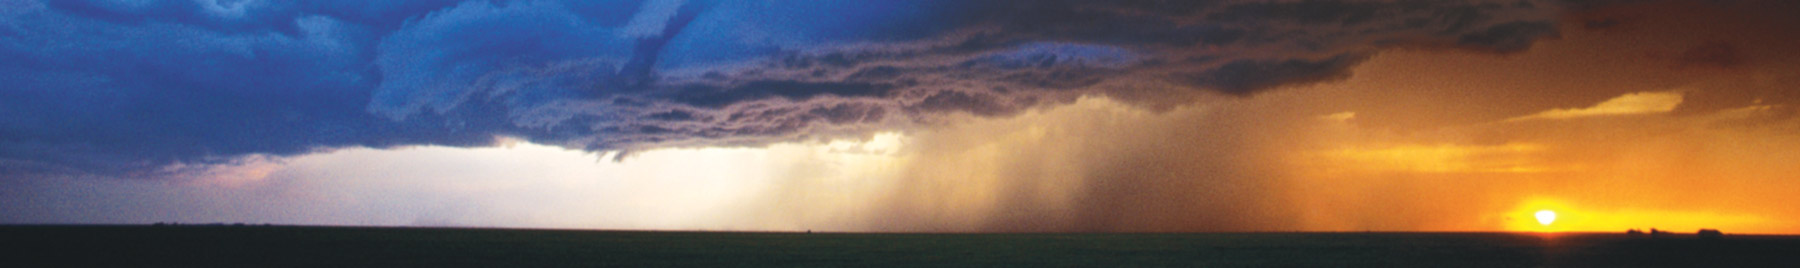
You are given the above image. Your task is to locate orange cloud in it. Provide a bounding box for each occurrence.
[1505,91,1684,121]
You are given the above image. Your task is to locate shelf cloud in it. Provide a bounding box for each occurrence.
[0,0,1567,177]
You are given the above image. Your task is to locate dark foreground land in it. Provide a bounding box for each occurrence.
[3,226,1799,267]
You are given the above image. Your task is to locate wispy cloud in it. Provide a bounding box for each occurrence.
[1506,91,1683,122]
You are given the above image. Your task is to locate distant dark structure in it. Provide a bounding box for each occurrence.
[1626,229,1644,237]
[1650,228,1667,239]
[1698,229,1723,239]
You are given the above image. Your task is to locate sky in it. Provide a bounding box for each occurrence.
[3,0,1799,233]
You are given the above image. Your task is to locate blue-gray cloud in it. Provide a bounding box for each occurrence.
[0,0,1564,177]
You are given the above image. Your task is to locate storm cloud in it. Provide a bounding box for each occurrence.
[0,0,1565,176]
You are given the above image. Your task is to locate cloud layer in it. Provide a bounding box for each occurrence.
[1,0,1565,176]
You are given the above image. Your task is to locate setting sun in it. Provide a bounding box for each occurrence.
[1535,210,1558,226]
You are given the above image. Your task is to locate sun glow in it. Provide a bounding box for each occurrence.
[1500,198,1785,233]
[1535,210,1557,226]
[1312,143,1551,173]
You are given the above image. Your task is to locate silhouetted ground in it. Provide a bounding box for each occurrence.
[2,225,1798,267]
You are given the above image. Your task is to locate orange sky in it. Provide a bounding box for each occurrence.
[1274,0,1800,233]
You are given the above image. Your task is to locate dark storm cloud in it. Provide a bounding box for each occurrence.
[0,0,1565,176]
[1169,54,1371,95]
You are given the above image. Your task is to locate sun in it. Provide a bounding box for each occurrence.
[1535,210,1558,226]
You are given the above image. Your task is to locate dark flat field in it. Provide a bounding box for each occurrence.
[3,226,1798,267]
